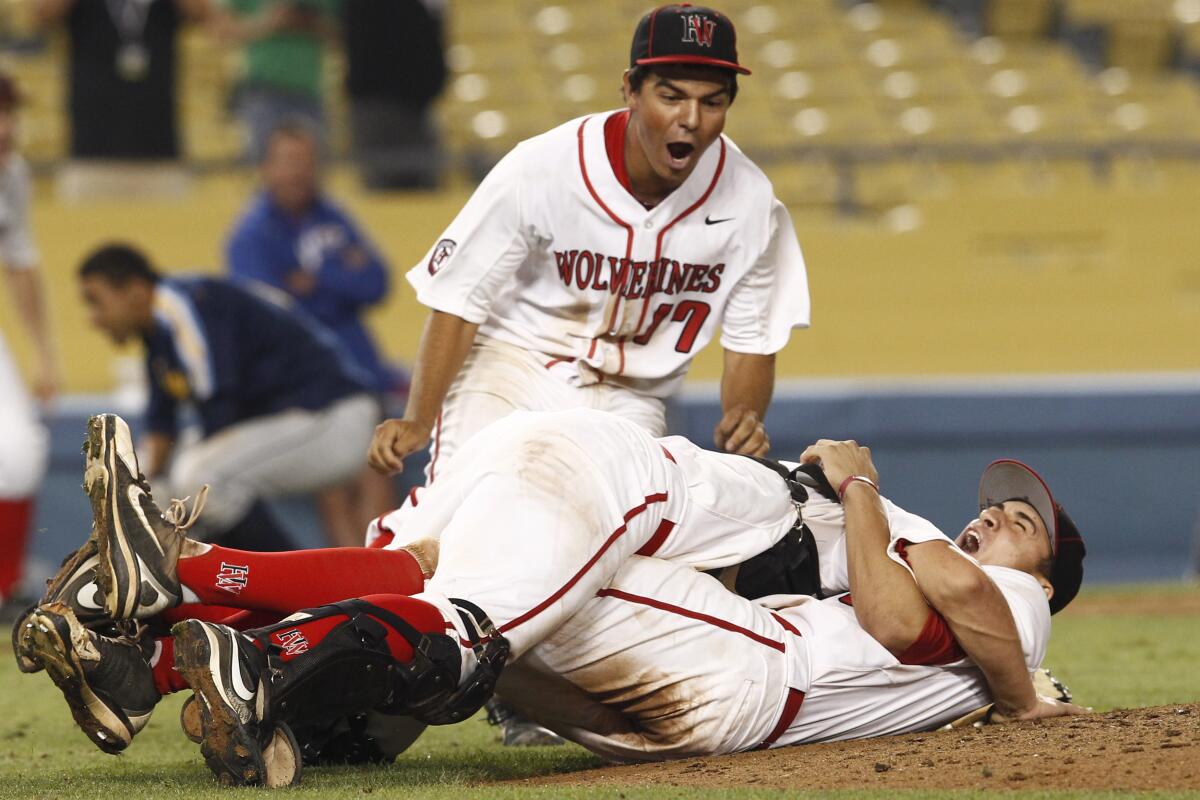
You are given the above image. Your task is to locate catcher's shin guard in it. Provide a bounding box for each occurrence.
[254,597,509,731]
[401,597,510,726]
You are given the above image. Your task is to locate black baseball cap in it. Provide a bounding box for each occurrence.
[630,4,751,76]
[979,459,1086,615]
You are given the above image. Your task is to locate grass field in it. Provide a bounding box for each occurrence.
[2,582,1198,799]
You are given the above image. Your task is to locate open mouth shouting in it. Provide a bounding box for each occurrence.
[958,525,985,555]
[665,141,696,169]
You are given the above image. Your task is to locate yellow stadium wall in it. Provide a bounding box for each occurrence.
[3,161,1199,395]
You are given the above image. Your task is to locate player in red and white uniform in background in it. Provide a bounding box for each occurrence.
[0,71,57,607]
[366,5,809,741]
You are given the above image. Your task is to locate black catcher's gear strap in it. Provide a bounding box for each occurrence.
[723,456,841,600]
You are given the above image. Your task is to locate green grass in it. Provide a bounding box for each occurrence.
[2,582,1198,799]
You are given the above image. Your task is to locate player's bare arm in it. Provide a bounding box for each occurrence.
[3,266,59,402]
[799,439,930,653]
[904,537,1087,722]
[368,310,479,475]
[715,350,774,456]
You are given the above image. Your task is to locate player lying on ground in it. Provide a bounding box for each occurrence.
[14,410,1085,785]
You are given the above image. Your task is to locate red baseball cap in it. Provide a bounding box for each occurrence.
[630,4,751,76]
[979,459,1086,614]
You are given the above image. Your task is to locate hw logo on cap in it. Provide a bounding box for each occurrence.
[681,13,717,47]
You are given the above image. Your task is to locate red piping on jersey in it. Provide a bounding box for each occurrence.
[633,136,728,335]
[543,357,576,370]
[407,487,420,507]
[756,687,805,750]
[577,117,635,351]
[604,110,634,196]
[772,612,801,637]
[634,518,676,557]
[595,587,786,653]
[498,492,670,634]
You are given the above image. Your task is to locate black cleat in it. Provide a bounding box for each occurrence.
[13,538,108,673]
[84,414,202,620]
[23,602,159,753]
[172,619,300,787]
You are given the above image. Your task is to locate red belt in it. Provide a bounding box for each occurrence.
[757,687,805,749]
[756,612,804,749]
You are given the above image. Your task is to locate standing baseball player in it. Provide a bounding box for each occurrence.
[0,71,56,607]
[368,2,808,488]
[368,6,809,740]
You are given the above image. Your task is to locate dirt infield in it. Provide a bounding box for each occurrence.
[515,703,1200,791]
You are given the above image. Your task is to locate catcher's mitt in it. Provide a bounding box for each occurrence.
[939,667,1074,729]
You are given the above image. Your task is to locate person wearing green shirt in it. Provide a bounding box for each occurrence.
[214,0,339,160]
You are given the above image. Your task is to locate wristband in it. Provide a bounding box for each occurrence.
[837,474,879,502]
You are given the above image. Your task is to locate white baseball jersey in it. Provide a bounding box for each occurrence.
[407,111,810,398]
[503,551,1050,761]
[368,409,1050,760]
[0,153,49,498]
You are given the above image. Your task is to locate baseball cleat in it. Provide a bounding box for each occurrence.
[23,602,159,754]
[486,699,567,747]
[13,537,108,673]
[172,619,301,787]
[180,694,204,743]
[84,414,204,620]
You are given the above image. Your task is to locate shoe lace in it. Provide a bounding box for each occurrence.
[163,485,210,532]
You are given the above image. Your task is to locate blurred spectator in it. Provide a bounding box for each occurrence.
[226,121,392,390]
[32,0,209,161]
[225,121,398,543]
[343,0,447,189]
[77,243,378,551]
[211,0,338,161]
[0,72,54,606]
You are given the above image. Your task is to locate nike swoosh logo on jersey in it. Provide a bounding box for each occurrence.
[705,215,734,225]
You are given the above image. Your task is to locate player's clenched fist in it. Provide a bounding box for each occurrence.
[368,418,432,475]
[714,407,770,457]
[798,439,879,495]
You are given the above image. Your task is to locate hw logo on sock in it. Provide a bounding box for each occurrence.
[215,562,249,594]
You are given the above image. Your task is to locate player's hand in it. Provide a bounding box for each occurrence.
[368,418,432,475]
[991,695,1090,724]
[714,407,769,456]
[798,439,879,494]
[33,355,60,405]
[285,270,318,297]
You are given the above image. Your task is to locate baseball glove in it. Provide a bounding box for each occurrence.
[939,667,1074,729]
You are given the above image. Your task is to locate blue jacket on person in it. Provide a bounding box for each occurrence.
[143,276,370,438]
[225,191,392,391]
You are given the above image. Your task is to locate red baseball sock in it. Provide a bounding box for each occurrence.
[0,498,34,600]
[257,594,446,663]
[158,603,283,630]
[149,637,189,695]
[176,545,426,614]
